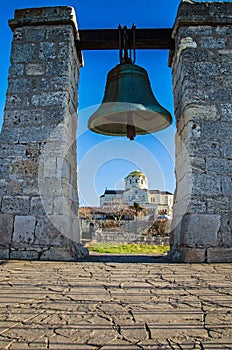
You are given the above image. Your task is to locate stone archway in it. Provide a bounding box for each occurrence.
[0,3,231,262]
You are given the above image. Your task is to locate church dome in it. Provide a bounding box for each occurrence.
[127,169,146,178]
[125,169,148,190]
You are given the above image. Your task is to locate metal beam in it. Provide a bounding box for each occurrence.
[77,28,174,50]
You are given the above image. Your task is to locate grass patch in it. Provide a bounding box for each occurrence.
[85,242,169,255]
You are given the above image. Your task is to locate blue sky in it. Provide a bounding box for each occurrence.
[0,0,225,206]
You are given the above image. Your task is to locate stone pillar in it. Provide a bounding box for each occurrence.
[169,2,232,262]
[0,7,88,260]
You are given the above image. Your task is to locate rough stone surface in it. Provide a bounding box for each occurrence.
[0,6,87,260]
[207,247,232,263]
[170,2,232,262]
[0,214,14,244]
[12,215,36,246]
[180,213,220,247]
[0,260,231,349]
[80,219,170,245]
[178,247,206,263]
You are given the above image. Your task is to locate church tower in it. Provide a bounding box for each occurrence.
[124,170,149,205]
[124,170,148,190]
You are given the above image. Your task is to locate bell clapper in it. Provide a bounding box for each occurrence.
[126,124,136,141]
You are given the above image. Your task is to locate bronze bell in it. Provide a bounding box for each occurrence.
[88,25,172,140]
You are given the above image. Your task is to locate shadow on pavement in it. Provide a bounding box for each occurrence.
[80,253,172,263]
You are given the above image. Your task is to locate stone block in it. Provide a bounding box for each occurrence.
[0,214,14,244]
[39,246,76,261]
[26,143,41,159]
[0,126,20,143]
[206,196,230,214]
[9,63,24,77]
[218,214,232,247]
[4,94,29,110]
[0,249,10,260]
[31,91,68,107]
[38,178,69,198]
[10,160,38,179]
[216,26,232,35]
[11,6,77,26]
[1,196,30,215]
[179,247,206,263]
[22,179,39,196]
[30,196,53,216]
[188,198,207,214]
[34,216,65,246]
[12,215,36,245]
[221,103,232,122]
[53,197,69,215]
[173,2,232,29]
[56,157,70,180]
[25,63,45,76]
[42,157,57,177]
[200,37,226,49]
[0,160,11,179]
[46,27,73,41]
[219,231,232,248]
[209,88,231,103]
[19,126,51,143]
[206,158,232,176]
[180,214,220,247]
[8,78,37,94]
[48,213,80,243]
[221,176,232,196]
[192,173,221,196]
[183,26,213,36]
[40,243,88,261]
[41,108,64,125]
[46,61,69,76]
[0,143,26,158]
[11,43,37,63]
[183,105,219,122]
[0,213,14,245]
[207,248,232,263]
[39,42,56,60]
[10,248,39,260]
[24,28,46,42]
[40,76,69,91]
[0,179,22,197]
[4,109,44,127]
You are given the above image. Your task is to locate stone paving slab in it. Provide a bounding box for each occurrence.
[0,258,231,349]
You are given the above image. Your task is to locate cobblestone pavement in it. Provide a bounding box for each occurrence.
[0,257,232,349]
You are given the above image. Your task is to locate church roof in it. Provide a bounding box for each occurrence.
[126,169,146,178]
[124,188,147,193]
[100,190,124,197]
[149,190,173,195]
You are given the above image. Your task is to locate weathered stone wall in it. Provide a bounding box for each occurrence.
[92,231,169,245]
[0,7,88,260]
[169,2,232,262]
[80,219,170,245]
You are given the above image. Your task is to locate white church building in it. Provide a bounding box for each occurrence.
[100,170,173,218]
